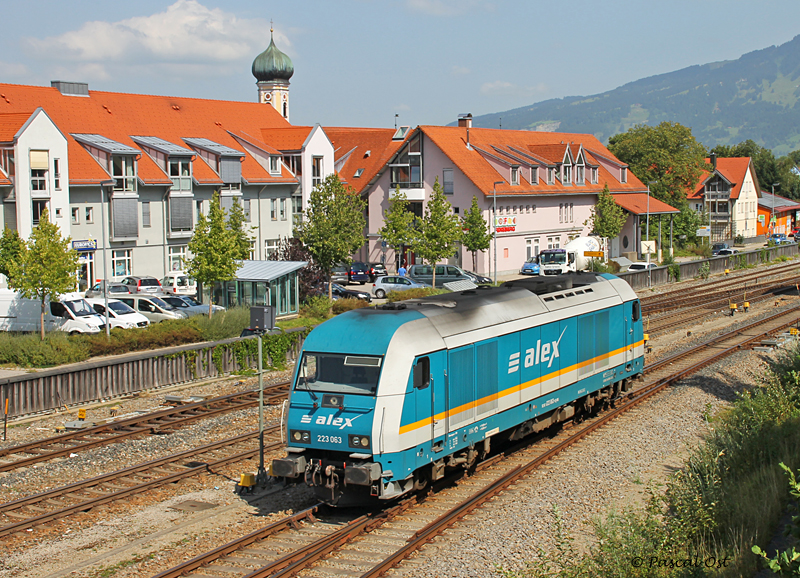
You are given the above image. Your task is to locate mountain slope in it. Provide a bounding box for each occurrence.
[468,35,800,155]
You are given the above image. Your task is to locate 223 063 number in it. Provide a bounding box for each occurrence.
[316,435,342,444]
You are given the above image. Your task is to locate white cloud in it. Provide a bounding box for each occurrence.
[0,61,28,76]
[451,65,470,76]
[25,1,280,66]
[406,0,495,16]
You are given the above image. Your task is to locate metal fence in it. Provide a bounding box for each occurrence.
[1,328,307,419]
[619,244,799,290]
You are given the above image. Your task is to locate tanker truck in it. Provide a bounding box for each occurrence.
[538,236,602,276]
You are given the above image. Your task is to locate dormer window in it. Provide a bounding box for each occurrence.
[562,163,572,185]
[590,167,598,184]
[620,167,627,183]
[354,168,364,178]
[511,166,519,186]
[269,156,279,174]
[575,164,585,185]
[547,167,555,185]
[112,155,136,192]
[169,159,192,192]
[530,166,538,185]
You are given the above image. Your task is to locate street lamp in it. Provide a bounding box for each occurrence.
[771,183,780,235]
[493,181,503,285]
[646,181,657,287]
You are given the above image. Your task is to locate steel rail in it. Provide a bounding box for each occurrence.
[0,383,289,472]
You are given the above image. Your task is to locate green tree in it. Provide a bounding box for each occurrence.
[413,177,462,287]
[377,188,416,271]
[7,209,79,340]
[227,197,253,261]
[294,174,366,299]
[585,184,626,256]
[186,192,240,317]
[608,122,709,209]
[0,227,24,280]
[460,195,491,272]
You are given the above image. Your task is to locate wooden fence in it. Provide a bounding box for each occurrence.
[2,328,306,419]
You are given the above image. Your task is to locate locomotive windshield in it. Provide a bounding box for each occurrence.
[539,251,567,265]
[296,353,382,396]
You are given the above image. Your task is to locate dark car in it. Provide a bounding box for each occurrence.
[367,262,387,282]
[347,262,370,285]
[327,283,372,302]
[711,243,730,256]
[462,269,492,284]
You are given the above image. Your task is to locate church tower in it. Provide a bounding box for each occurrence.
[252,26,294,120]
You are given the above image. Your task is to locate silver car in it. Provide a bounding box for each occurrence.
[162,295,225,317]
[371,276,430,299]
[85,281,131,299]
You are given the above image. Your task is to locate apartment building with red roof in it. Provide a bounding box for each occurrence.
[687,155,761,242]
[0,75,333,311]
[350,115,679,276]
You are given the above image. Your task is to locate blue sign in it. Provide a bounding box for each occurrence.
[72,239,97,252]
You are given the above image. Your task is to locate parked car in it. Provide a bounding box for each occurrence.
[161,295,225,317]
[767,233,792,245]
[117,294,187,322]
[520,256,540,275]
[717,248,739,256]
[120,276,163,293]
[0,290,105,334]
[331,264,349,284]
[347,262,370,285]
[791,228,800,238]
[326,283,372,302]
[462,269,492,284]
[161,271,197,296]
[371,276,430,299]
[86,297,150,329]
[627,262,657,271]
[85,281,131,299]
[406,264,472,288]
[367,262,387,282]
[711,243,731,256]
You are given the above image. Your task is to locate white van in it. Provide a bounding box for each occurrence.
[0,290,105,334]
[161,271,197,296]
[86,298,150,329]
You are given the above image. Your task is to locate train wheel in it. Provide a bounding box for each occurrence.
[413,472,429,491]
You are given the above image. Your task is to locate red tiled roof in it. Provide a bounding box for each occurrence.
[0,112,34,143]
[325,127,407,195]
[612,193,680,216]
[0,83,292,185]
[260,126,313,151]
[688,157,753,200]
[420,126,645,196]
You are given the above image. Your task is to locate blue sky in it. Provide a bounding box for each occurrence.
[1,0,799,129]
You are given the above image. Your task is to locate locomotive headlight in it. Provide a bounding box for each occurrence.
[349,434,370,449]
[290,430,311,443]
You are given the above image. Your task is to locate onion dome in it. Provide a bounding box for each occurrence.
[252,29,294,82]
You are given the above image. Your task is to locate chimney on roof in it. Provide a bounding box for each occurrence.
[51,80,89,96]
[458,113,473,129]
[710,151,717,170]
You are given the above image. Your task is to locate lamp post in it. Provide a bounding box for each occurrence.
[771,183,780,235]
[646,181,657,288]
[493,181,503,285]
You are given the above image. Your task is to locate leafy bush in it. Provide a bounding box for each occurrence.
[0,332,90,367]
[188,306,251,341]
[735,234,745,245]
[331,298,370,314]
[668,263,681,281]
[385,287,449,302]
[82,320,202,357]
[299,296,334,321]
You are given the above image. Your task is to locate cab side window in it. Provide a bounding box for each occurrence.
[632,301,641,322]
[413,356,430,389]
[50,302,67,317]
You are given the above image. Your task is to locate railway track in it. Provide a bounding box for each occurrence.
[0,381,290,473]
[146,305,800,578]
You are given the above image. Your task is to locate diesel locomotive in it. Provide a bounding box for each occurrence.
[271,273,644,505]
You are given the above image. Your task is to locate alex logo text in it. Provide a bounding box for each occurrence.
[508,327,567,374]
[300,413,359,429]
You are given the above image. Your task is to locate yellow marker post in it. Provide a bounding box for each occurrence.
[77,408,86,421]
[3,397,8,442]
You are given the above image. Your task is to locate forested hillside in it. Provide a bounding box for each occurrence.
[468,35,800,155]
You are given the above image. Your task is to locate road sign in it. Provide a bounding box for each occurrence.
[641,240,656,254]
[584,251,604,258]
[696,227,711,237]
